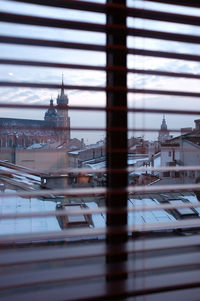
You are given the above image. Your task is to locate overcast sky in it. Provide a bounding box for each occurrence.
[1,0,200,143]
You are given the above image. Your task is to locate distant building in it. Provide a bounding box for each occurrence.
[195,119,200,130]
[181,127,193,135]
[0,80,70,150]
[68,141,105,168]
[160,128,200,183]
[16,148,69,171]
[128,136,149,154]
[158,115,171,144]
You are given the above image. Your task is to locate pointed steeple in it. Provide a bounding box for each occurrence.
[60,73,65,98]
[57,74,68,105]
[161,115,167,131]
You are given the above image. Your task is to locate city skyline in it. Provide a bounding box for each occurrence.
[1,0,200,143]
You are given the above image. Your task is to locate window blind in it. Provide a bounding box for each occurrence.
[0,0,200,300]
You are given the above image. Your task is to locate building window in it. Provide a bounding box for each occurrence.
[175,172,180,178]
[163,171,170,178]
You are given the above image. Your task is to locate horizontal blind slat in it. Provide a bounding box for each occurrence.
[0,270,200,300]
[2,10,200,32]
[0,183,200,199]
[0,103,200,117]
[2,35,200,63]
[2,59,200,80]
[1,201,200,219]
[0,235,199,266]
[8,0,106,13]
[8,0,200,15]
[2,81,200,98]
[144,0,200,8]
[1,218,200,244]
[1,252,200,290]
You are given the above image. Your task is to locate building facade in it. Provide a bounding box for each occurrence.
[160,131,200,183]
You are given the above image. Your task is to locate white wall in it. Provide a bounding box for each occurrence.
[161,147,180,167]
[16,149,69,171]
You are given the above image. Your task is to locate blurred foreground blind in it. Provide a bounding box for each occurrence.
[1,0,200,300]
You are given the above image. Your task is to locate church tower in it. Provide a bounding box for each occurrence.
[56,77,70,143]
[158,115,170,143]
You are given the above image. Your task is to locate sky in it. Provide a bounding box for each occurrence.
[1,0,200,143]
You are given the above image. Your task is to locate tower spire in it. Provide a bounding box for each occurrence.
[57,74,68,105]
[61,73,65,97]
[56,74,70,143]
[62,73,64,87]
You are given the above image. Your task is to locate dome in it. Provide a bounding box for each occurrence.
[44,99,57,121]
